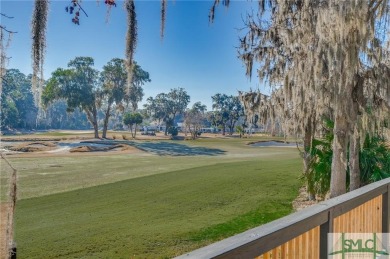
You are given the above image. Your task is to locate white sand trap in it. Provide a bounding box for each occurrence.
[251,141,300,147]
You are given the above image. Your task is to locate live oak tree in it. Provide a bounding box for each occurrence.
[123,112,143,138]
[100,58,127,139]
[143,94,168,129]
[184,101,207,140]
[211,93,244,135]
[42,57,101,138]
[127,62,151,111]
[238,0,390,198]
[100,58,150,139]
[1,69,37,130]
[144,88,190,135]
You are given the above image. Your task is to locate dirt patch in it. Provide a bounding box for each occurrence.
[292,186,320,211]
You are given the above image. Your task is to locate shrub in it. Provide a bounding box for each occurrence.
[360,135,390,185]
[303,118,390,200]
[168,127,178,137]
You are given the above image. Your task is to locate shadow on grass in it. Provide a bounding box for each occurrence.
[84,140,226,156]
[132,141,226,156]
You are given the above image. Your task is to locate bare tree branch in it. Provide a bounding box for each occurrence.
[76,2,89,17]
[0,26,17,34]
[0,13,14,19]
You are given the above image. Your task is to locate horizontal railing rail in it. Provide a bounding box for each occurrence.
[176,178,390,258]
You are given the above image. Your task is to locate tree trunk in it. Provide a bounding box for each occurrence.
[349,75,364,191]
[85,106,99,139]
[349,122,360,191]
[92,105,99,139]
[130,125,135,138]
[228,121,234,135]
[165,118,173,136]
[102,102,112,139]
[164,123,169,135]
[330,114,349,198]
[303,121,315,200]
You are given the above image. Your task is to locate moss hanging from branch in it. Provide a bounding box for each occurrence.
[31,0,48,107]
[124,0,137,95]
[1,15,17,99]
[237,0,390,197]
[209,0,230,24]
[160,0,167,39]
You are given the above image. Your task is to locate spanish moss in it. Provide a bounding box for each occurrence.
[125,0,137,94]
[160,0,167,39]
[1,16,16,100]
[31,0,48,107]
[0,28,5,97]
[209,0,230,24]
[238,0,390,197]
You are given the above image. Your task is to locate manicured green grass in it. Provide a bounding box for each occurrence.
[4,136,302,258]
[15,158,301,258]
[4,138,298,199]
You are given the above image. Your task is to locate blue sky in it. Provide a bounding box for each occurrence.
[1,0,262,109]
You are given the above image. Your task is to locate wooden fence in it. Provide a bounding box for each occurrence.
[176,178,390,258]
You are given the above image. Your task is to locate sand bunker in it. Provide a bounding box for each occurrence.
[249,141,300,147]
[8,142,57,152]
[69,144,126,153]
[0,139,143,156]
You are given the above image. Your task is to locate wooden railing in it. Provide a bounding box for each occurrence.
[176,178,390,258]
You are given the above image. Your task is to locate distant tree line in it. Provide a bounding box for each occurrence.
[1,59,246,138]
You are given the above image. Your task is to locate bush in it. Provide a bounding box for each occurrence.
[360,135,390,185]
[168,127,178,137]
[122,134,128,140]
[305,119,333,199]
[303,118,390,200]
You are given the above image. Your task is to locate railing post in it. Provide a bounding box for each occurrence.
[320,210,333,259]
[383,184,390,233]
[10,242,16,259]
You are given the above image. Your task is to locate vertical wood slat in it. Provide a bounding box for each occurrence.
[255,195,383,259]
[294,235,300,258]
[287,236,293,258]
[280,243,287,258]
[255,226,320,259]
[301,231,306,259]
[333,195,382,233]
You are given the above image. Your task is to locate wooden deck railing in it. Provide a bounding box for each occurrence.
[176,178,390,258]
